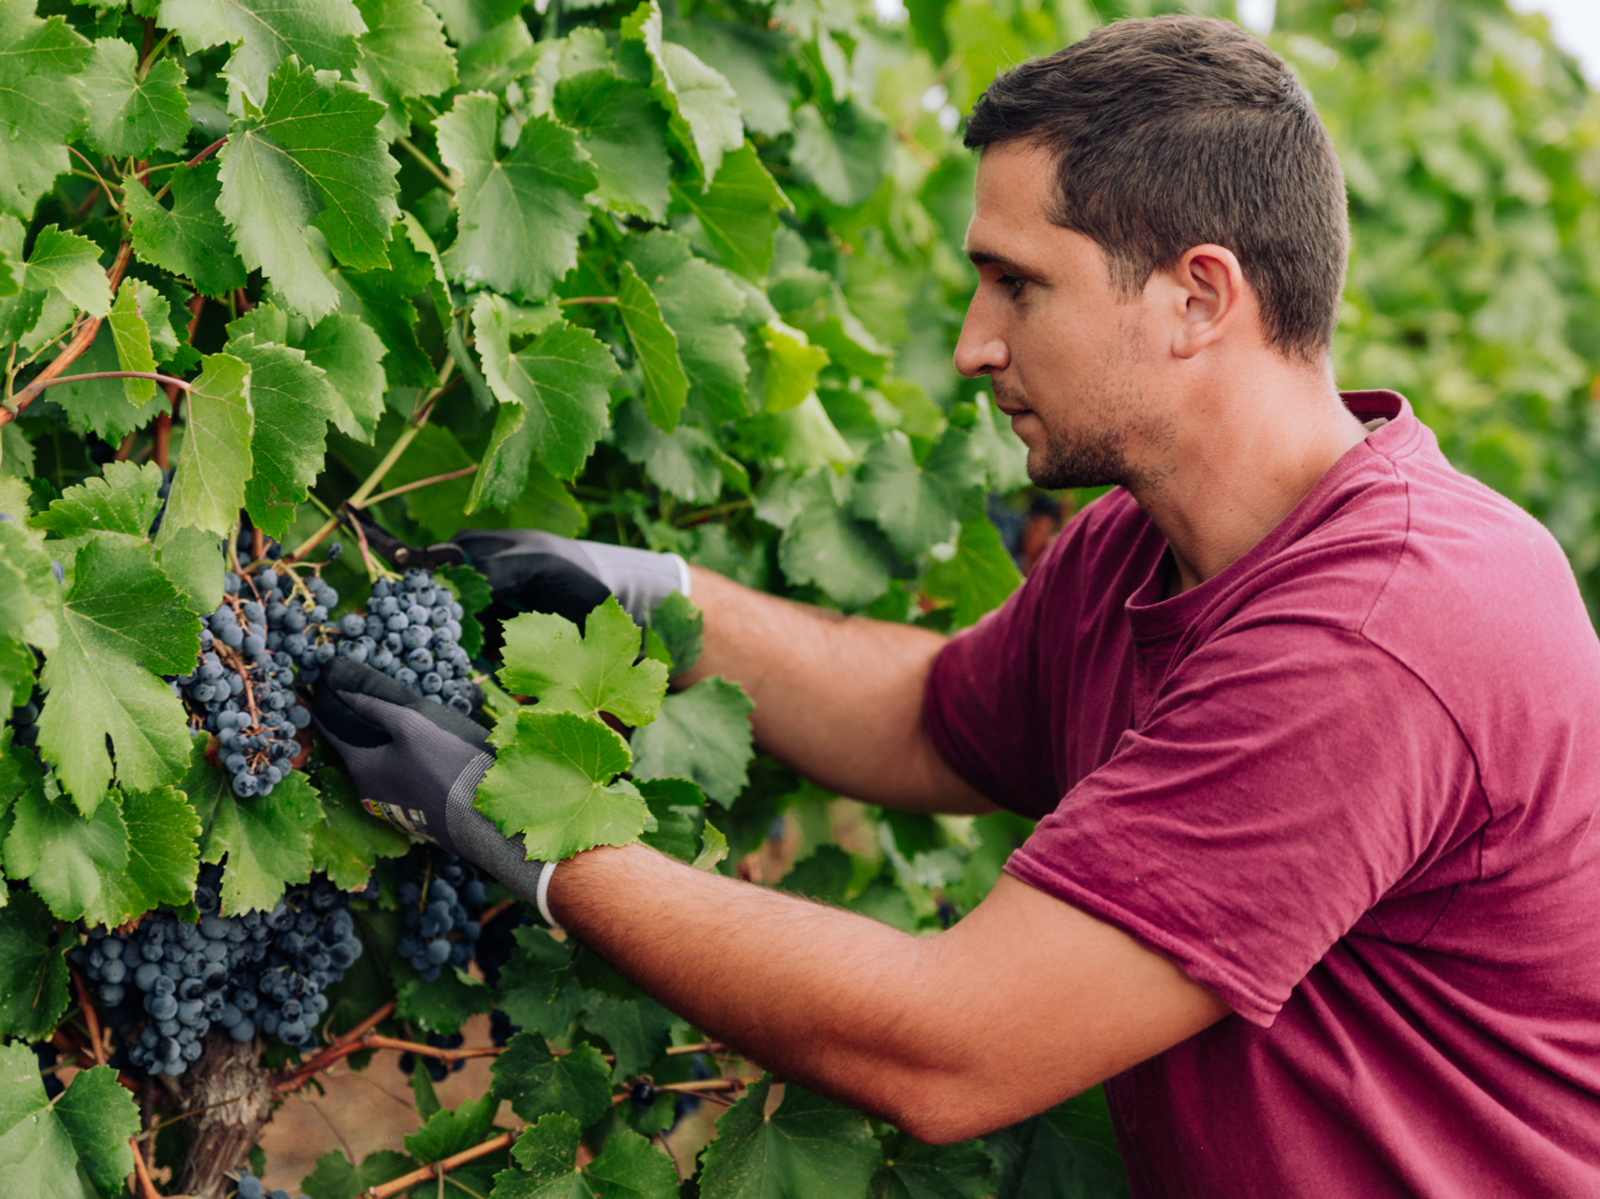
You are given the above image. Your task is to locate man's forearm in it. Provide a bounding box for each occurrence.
[680,566,991,813]
[548,842,1230,1144]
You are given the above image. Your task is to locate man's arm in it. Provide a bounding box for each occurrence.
[550,841,1230,1144]
[679,566,993,814]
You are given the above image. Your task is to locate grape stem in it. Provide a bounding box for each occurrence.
[272,1000,397,1094]
[1,242,133,426]
[16,371,192,395]
[128,1136,162,1199]
[363,1132,515,1199]
[353,464,479,509]
[69,970,108,1066]
[286,357,458,564]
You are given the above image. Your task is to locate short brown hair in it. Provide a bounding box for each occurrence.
[964,16,1348,361]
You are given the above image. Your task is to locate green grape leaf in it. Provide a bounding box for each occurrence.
[228,334,338,538]
[44,322,170,444]
[396,961,493,1033]
[106,278,161,405]
[494,1113,584,1199]
[32,460,165,539]
[578,991,674,1081]
[0,887,71,1040]
[628,677,753,807]
[0,518,58,654]
[693,818,728,871]
[81,38,189,157]
[613,398,729,505]
[24,225,111,318]
[113,783,202,914]
[622,0,742,184]
[339,233,439,390]
[156,352,252,545]
[616,260,688,432]
[869,1133,997,1199]
[494,1118,677,1199]
[636,777,707,858]
[492,1034,613,1127]
[791,101,894,208]
[301,311,387,442]
[353,0,457,139]
[951,518,1021,629]
[188,746,319,913]
[853,429,984,559]
[476,709,648,860]
[966,392,1030,493]
[302,1148,417,1199]
[6,782,129,923]
[755,321,827,414]
[669,144,789,281]
[468,306,620,491]
[436,95,596,301]
[699,1076,883,1199]
[985,1091,1129,1199]
[217,58,401,321]
[499,595,668,726]
[0,0,91,220]
[0,1050,138,1199]
[648,590,701,675]
[496,925,587,1039]
[35,536,198,811]
[405,1092,497,1165]
[623,230,748,423]
[554,70,672,222]
[310,767,409,889]
[158,526,226,613]
[158,0,365,107]
[777,471,893,608]
[124,163,248,297]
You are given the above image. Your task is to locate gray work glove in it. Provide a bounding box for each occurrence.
[311,658,550,906]
[452,529,689,629]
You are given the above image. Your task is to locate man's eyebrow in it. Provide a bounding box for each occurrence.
[966,249,1034,276]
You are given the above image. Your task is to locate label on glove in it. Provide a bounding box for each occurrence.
[361,798,437,843]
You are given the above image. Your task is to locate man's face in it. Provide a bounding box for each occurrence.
[955,142,1171,491]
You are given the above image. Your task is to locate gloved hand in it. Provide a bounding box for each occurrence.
[452,529,690,629]
[311,657,554,912]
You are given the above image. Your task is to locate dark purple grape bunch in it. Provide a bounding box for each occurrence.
[175,565,339,798]
[75,869,363,1076]
[233,1166,308,1199]
[394,849,488,984]
[399,1030,466,1083]
[8,688,40,752]
[330,569,477,714]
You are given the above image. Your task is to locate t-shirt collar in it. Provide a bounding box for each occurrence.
[1124,389,1412,642]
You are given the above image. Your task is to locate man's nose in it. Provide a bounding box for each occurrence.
[954,298,1008,378]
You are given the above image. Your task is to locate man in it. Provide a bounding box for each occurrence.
[317,16,1600,1196]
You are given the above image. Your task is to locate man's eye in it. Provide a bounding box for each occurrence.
[998,274,1027,298]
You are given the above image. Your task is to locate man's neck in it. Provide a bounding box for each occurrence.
[1130,365,1368,597]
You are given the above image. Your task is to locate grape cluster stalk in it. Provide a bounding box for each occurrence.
[74,869,364,1076]
[173,561,339,798]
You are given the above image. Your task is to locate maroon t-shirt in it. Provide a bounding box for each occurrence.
[925,392,1600,1197]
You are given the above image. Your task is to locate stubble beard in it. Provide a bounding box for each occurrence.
[992,377,1137,491]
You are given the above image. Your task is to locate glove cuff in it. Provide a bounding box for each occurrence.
[576,540,690,626]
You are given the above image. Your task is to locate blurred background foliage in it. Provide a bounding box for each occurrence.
[729,0,1600,612]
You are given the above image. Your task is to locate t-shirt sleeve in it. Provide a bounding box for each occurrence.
[923,565,1058,816]
[1006,623,1484,1026]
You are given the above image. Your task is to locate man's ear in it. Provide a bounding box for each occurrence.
[1167,244,1249,360]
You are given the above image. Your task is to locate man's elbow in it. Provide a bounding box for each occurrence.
[874,1069,1091,1146]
